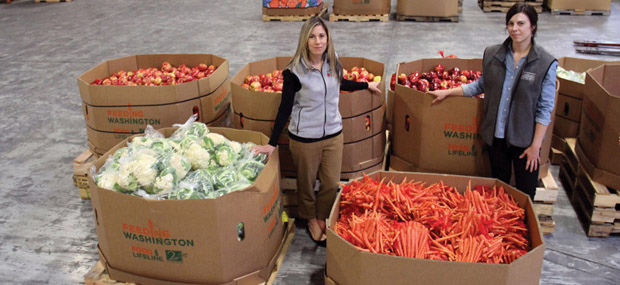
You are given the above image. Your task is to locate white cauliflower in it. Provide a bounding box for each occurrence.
[153,172,175,193]
[116,148,159,191]
[184,143,211,170]
[167,153,191,179]
[229,141,242,154]
[95,171,119,190]
[203,133,228,150]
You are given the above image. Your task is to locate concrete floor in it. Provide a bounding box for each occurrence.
[0,0,619,284]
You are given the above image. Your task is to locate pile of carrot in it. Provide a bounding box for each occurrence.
[334,175,530,264]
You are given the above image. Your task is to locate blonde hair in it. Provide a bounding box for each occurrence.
[287,16,342,81]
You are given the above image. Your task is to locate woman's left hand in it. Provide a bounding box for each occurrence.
[367,81,382,94]
[519,145,540,173]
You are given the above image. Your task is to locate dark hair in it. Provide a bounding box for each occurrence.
[506,3,538,37]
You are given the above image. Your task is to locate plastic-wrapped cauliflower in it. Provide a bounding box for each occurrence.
[160,152,191,180]
[184,143,211,170]
[168,187,206,200]
[171,121,210,140]
[115,148,159,192]
[239,160,265,182]
[214,143,237,166]
[202,133,228,151]
[95,168,119,190]
[152,167,178,194]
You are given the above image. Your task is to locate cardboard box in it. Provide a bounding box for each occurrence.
[89,127,285,284]
[342,130,385,174]
[87,103,232,156]
[557,57,619,99]
[386,87,394,132]
[556,93,583,122]
[78,54,231,155]
[392,58,491,177]
[553,115,580,138]
[263,1,324,16]
[578,64,620,187]
[231,57,291,121]
[333,0,391,15]
[232,56,385,120]
[339,57,386,118]
[397,0,459,17]
[545,0,611,11]
[326,171,545,285]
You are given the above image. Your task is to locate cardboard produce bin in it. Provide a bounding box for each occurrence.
[396,0,459,17]
[89,127,285,284]
[333,0,390,15]
[556,93,583,122]
[553,115,580,138]
[545,0,611,11]
[557,57,618,99]
[78,54,231,156]
[577,64,620,189]
[391,58,491,177]
[326,171,545,285]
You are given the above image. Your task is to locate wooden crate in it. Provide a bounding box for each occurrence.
[85,218,296,284]
[533,202,556,235]
[72,149,97,200]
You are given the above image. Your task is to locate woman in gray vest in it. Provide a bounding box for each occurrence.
[429,3,557,200]
[253,16,381,244]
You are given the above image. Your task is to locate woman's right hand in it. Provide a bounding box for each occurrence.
[428,89,451,105]
[251,144,276,156]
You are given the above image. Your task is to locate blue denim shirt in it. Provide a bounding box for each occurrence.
[462,51,557,139]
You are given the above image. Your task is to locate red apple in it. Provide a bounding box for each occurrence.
[434,64,445,74]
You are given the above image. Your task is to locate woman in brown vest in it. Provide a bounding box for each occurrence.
[429,3,557,200]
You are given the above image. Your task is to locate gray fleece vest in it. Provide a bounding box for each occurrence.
[481,38,556,148]
[289,59,342,139]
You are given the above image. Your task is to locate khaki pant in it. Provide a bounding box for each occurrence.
[289,133,343,220]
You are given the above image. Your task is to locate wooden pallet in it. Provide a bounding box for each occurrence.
[262,7,328,22]
[570,168,620,237]
[533,168,559,203]
[551,9,610,16]
[329,13,389,22]
[85,219,296,285]
[396,14,459,22]
[533,202,555,235]
[550,147,564,165]
[73,149,97,200]
[35,0,71,2]
[478,0,543,13]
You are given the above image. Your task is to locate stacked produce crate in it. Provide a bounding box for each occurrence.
[568,64,620,237]
[330,0,390,22]
[478,0,543,13]
[396,0,459,22]
[75,54,233,198]
[545,0,611,15]
[262,0,326,21]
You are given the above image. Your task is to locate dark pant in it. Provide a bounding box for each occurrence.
[488,138,538,200]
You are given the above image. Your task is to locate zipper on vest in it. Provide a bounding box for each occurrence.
[320,70,327,138]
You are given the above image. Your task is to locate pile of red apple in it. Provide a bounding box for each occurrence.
[392,64,482,92]
[343,66,382,83]
[90,62,217,86]
[241,70,284,93]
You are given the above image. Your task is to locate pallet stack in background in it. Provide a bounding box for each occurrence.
[545,0,611,16]
[478,0,544,13]
[395,0,460,22]
[262,0,326,21]
[552,61,620,238]
[330,0,390,22]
